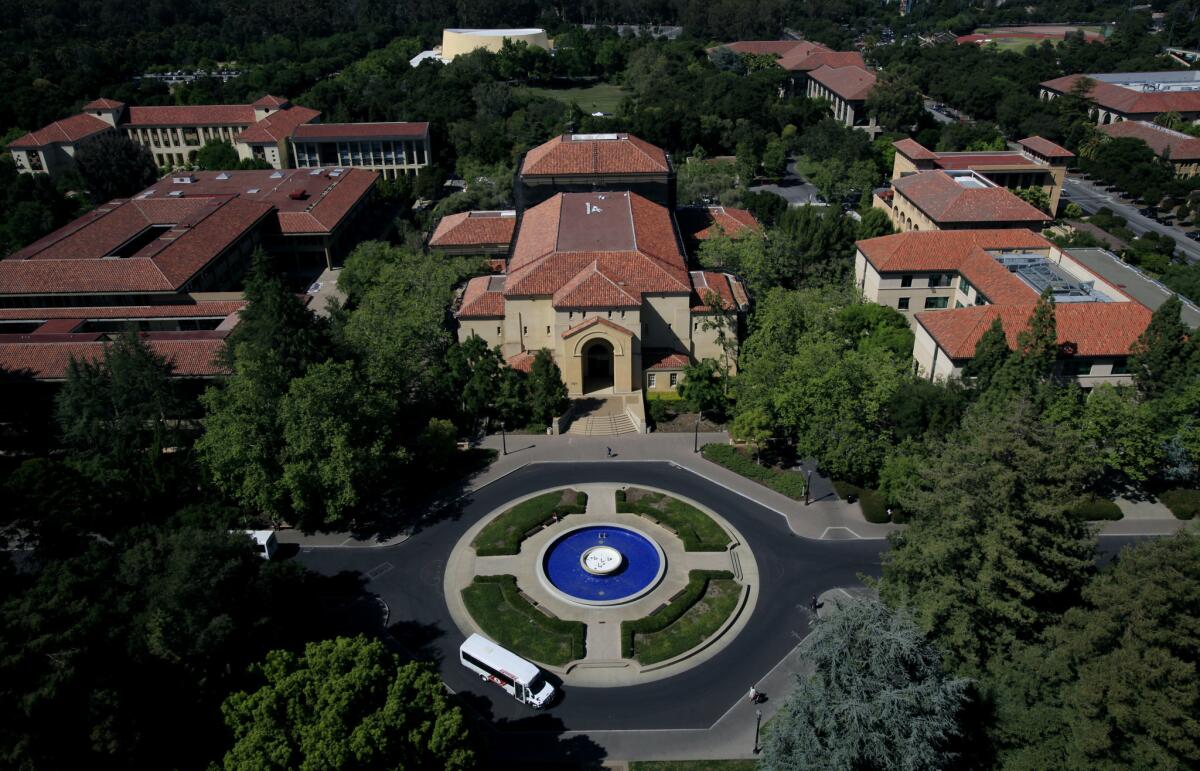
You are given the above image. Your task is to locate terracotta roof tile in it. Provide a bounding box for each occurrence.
[236,105,320,144]
[521,134,669,176]
[506,351,536,372]
[457,275,506,318]
[1099,120,1200,161]
[8,114,112,148]
[1041,74,1200,116]
[676,206,762,243]
[252,95,290,108]
[561,316,635,339]
[714,41,822,57]
[0,300,244,321]
[82,98,125,110]
[126,104,257,126]
[892,171,1051,225]
[1018,136,1074,158]
[292,122,429,140]
[780,49,864,72]
[915,302,1152,359]
[689,271,748,311]
[892,138,939,160]
[644,348,691,369]
[554,262,640,308]
[808,64,877,101]
[0,337,227,380]
[430,211,517,248]
[856,229,1053,271]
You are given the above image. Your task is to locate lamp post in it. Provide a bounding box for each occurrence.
[754,708,762,754]
[804,468,813,506]
[500,420,507,456]
[693,409,703,454]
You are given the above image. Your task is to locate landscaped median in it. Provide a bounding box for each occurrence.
[471,489,587,556]
[616,488,730,551]
[621,569,739,665]
[461,574,586,666]
[701,444,807,500]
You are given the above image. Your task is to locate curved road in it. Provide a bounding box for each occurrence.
[297,461,886,731]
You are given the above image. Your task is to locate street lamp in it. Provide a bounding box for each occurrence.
[754,708,762,754]
[693,409,703,454]
[804,468,813,506]
[500,420,507,456]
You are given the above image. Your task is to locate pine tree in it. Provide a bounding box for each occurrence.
[1015,288,1058,378]
[964,317,1010,392]
[1129,294,1192,399]
[527,349,568,426]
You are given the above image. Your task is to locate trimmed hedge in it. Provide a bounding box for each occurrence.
[621,570,734,661]
[831,480,890,523]
[472,489,587,556]
[461,574,586,665]
[617,488,730,551]
[1161,488,1200,520]
[701,443,807,500]
[1068,495,1123,521]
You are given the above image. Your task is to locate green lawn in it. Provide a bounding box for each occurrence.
[623,570,739,664]
[461,575,586,666]
[524,83,626,114]
[471,489,587,556]
[631,762,758,770]
[701,444,808,502]
[617,488,730,551]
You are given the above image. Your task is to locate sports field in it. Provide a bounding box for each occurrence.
[523,83,626,114]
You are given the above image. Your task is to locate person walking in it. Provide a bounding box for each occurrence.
[606,446,613,458]
[748,686,759,703]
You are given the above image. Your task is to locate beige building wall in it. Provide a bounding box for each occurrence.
[458,318,504,347]
[292,136,432,179]
[876,191,938,232]
[124,123,255,169]
[441,28,550,60]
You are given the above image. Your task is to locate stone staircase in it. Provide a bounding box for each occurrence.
[566,411,636,436]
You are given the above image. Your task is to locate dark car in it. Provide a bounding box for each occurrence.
[1187,231,1200,241]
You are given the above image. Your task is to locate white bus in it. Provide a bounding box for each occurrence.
[459,633,556,708]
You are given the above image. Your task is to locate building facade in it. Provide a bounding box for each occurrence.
[875,169,1052,232]
[291,122,431,179]
[1099,119,1200,177]
[1040,71,1200,125]
[853,229,1153,387]
[806,64,880,135]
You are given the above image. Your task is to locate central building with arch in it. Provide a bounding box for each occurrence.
[444,134,752,411]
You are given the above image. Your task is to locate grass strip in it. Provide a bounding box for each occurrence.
[461,575,585,666]
[1161,488,1200,519]
[616,488,729,551]
[472,489,587,556]
[701,443,807,501]
[621,570,736,664]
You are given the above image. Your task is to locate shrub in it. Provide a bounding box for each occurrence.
[472,489,587,555]
[832,480,890,523]
[1068,495,1123,521]
[463,575,586,664]
[648,398,675,426]
[621,570,734,660]
[615,489,627,504]
[1161,488,1200,520]
[618,488,730,551]
[701,443,807,501]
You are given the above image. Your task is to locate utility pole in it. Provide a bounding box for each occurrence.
[754,708,762,753]
[501,420,507,456]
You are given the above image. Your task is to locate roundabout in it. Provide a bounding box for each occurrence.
[540,523,665,605]
[294,461,889,731]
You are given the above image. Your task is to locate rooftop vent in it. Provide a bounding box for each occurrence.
[167,190,184,197]
[586,202,603,215]
[329,170,342,177]
[171,174,195,184]
[270,171,283,179]
[215,172,230,180]
[309,168,323,175]
[571,133,620,141]
[246,188,260,194]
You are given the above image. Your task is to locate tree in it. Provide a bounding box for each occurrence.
[1013,185,1051,214]
[991,534,1200,770]
[866,73,925,131]
[221,636,475,771]
[963,317,1010,392]
[1079,384,1163,485]
[879,401,1097,675]
[445,335,504,431]
[527,349,568,426]
[761,135,788,178]
[678,358,728,416]
[762,597,969,771]
[74,133,158,203]
[856,206,894,238]
[1129,295,1193,399]
[730,407,772,461]
[194,139,240,170]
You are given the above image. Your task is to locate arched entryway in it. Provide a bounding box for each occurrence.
[582,339,614,394]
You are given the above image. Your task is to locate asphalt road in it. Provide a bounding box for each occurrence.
[297,461,885,732]
[1062,175,1200,263]
[749,159,823,207]
[294,461,1151,735]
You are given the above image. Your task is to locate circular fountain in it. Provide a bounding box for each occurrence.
[538,523,666,606]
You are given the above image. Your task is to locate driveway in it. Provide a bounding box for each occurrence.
[749,159,823,207]
[1062,175,1200,263]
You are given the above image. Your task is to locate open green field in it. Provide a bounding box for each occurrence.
[461,575,586,665]
[524,83,626,114]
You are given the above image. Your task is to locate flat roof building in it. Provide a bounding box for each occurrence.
[1040,71,1200,124]
[291,122,431,180]
[876,170,1052,232]
[853,229,1153,386]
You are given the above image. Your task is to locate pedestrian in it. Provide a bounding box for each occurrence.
[748,686,759,703]
[606,446,613,457]
[809,595,819,612]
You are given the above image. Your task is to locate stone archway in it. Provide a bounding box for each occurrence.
[582,339,615,394]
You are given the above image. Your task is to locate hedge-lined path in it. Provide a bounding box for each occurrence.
[444,482,760,686]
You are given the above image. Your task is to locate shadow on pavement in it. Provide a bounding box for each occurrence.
[457,690,608,769]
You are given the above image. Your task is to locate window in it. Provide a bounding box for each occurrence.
[955,301,965,308]
[648,373,657,388]
[959,277,974,296]
[669,373,679,387]
[924,297,949,309]
[928,274,951,288]
[546,326,550,335]
[496,326,501,335]
[975,296,987,306]
[1062,360,1094,377]
[522,326,527,334]
[1111,358,1129,375]
[897,297,910,310]
[900,274,913,288]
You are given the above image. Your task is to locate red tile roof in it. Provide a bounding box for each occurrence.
[690,271,749,311]
[139,168,377,236]
[892,138,938,161]
[892,171,1051,225]
[1041,74,1200,116]
[780,49,864,72]
[676,206,762,243]
[457,275,506,318]
[915,302,1152,359]
[1018,136,1074,158]
[0,197,273,295]
[935,153,1037,170]
[8,114,112,148]
[430,211,517,248]
[808,64,877,101]
[1099,120,1200,161]
[857,229,1053,271]
[252,95,290,108]
[561,315,635,339]
[82,98,125,110]
[236,105,320,144]
[644,349,691,369]
[292,122,430,140]
[715,41,823,58]
[505,192,689,308]
[125,104,257,126]
[521,134,669,176]
[0,301,245,321]
[0,337,227,380]
[506,351,536,372]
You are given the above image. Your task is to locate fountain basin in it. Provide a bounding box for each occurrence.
[538,523,666,606]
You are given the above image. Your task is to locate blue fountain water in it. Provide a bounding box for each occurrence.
[543,525,662,603]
